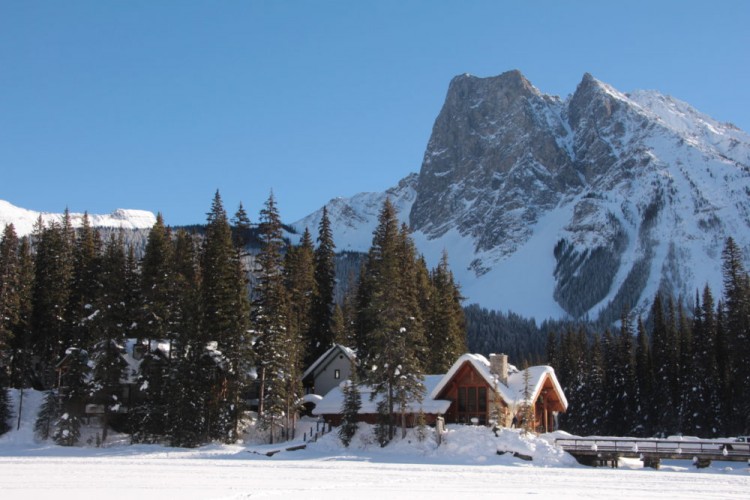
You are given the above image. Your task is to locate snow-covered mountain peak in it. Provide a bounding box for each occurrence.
[0,199,157,237]
[295,71,750,323]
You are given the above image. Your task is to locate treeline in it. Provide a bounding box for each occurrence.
[549,237,750,438]
[464,305,548,364]
[0,194,465,447]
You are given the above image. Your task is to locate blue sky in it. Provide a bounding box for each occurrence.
[1,1,748,226]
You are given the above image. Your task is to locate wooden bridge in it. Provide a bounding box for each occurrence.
[555,437,750,469]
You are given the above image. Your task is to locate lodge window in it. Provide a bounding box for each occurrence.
[334,369,341,380]
[457,386,487,424]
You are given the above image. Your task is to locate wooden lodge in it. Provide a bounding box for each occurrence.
[312,353,568,433]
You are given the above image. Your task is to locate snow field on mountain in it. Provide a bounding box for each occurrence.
[2,389,749,499]
[0,199,156,237]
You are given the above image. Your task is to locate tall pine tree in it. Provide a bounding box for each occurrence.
[253,192,295,443]
[308,206,337,366]
[201,191,251,442]
[354,199,425,444]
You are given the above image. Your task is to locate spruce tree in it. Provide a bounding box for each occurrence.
[675,301,692,432]
[139,213,173,342]
[0,380,10,436]
[30,218,74,388]
[9,237,34,388]
[650,294,678,435]
[34,389,61,441]
[686,286,722,436]
[585,335,607,435]
[0,226,20,433]
[253,192,294,443]
[0,224,20,356]
[339,366,362,447]
[91,230,133,442]
[285,229,315,366]
[605,314,636,436]
[308,206,337,366]
[520,363,535,433]
[167,229,208,447]
[354,199,425,443]
[66,213,103,349]
[89,339,126,443]
[231,202,252,251]
[721,237,750,434]
[54,348,90,446]
[634,316,653,436]
[132,214,173,442]
[425,251,466,373]
[201,191,251,442]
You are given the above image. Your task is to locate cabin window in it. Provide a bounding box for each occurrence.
[457,386,487,424]
[334,369,341,380]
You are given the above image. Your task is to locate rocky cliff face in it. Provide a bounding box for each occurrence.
[410,71,578,256]
[295,70,750,322]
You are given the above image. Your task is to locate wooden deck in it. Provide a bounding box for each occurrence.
[556,437,750,468]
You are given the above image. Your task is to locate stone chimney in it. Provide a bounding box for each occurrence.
[489,353,508,386]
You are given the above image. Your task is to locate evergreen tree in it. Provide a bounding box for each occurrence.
[0,379,10,436]
[425,251,466,373]
[354,199,425,444]
[634,316,653,436]
[34,389,60,441]
[231,202,252,251]
[132,214,173,442]
[9,237,34,388]
[585,335,607,435]
[201,191,251,442]
[606,314,636,436]
[97,232,129,342]
[285,228,315,366]
[685,285,722,436]
[308,206,337,366]
[166,229,208,447]
[66,213,103,349]
[558,328,590,435]
[721,237,750,433]
[89,339,126,443]
[338,366,361,447]
[253,192,294,443]
[677,297,696,433]
[30,217,75,388]
[0,224,20,356]
[520,363,535,433]
[650,295,678,435]
[167,343,211,447]
[139,213,173,342]
[54,348,90,446]
[0,226,21,434]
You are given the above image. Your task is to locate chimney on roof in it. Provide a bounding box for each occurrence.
[489,353,508,386]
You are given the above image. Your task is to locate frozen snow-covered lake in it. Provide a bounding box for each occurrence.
[1,452,749,499]
[1,390,748,499]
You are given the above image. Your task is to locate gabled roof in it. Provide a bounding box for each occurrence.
[431,354,568,411]
[313,353,567,418]
[313,374,451,416]
[301,344,356,381]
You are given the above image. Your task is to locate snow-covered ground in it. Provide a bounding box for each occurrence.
[1,390,748,499]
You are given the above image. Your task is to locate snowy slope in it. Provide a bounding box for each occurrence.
[293,72,750,322]
[0,199,157,237]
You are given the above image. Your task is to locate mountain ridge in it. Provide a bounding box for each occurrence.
[0,199,157,237]
[293,70,750,322]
